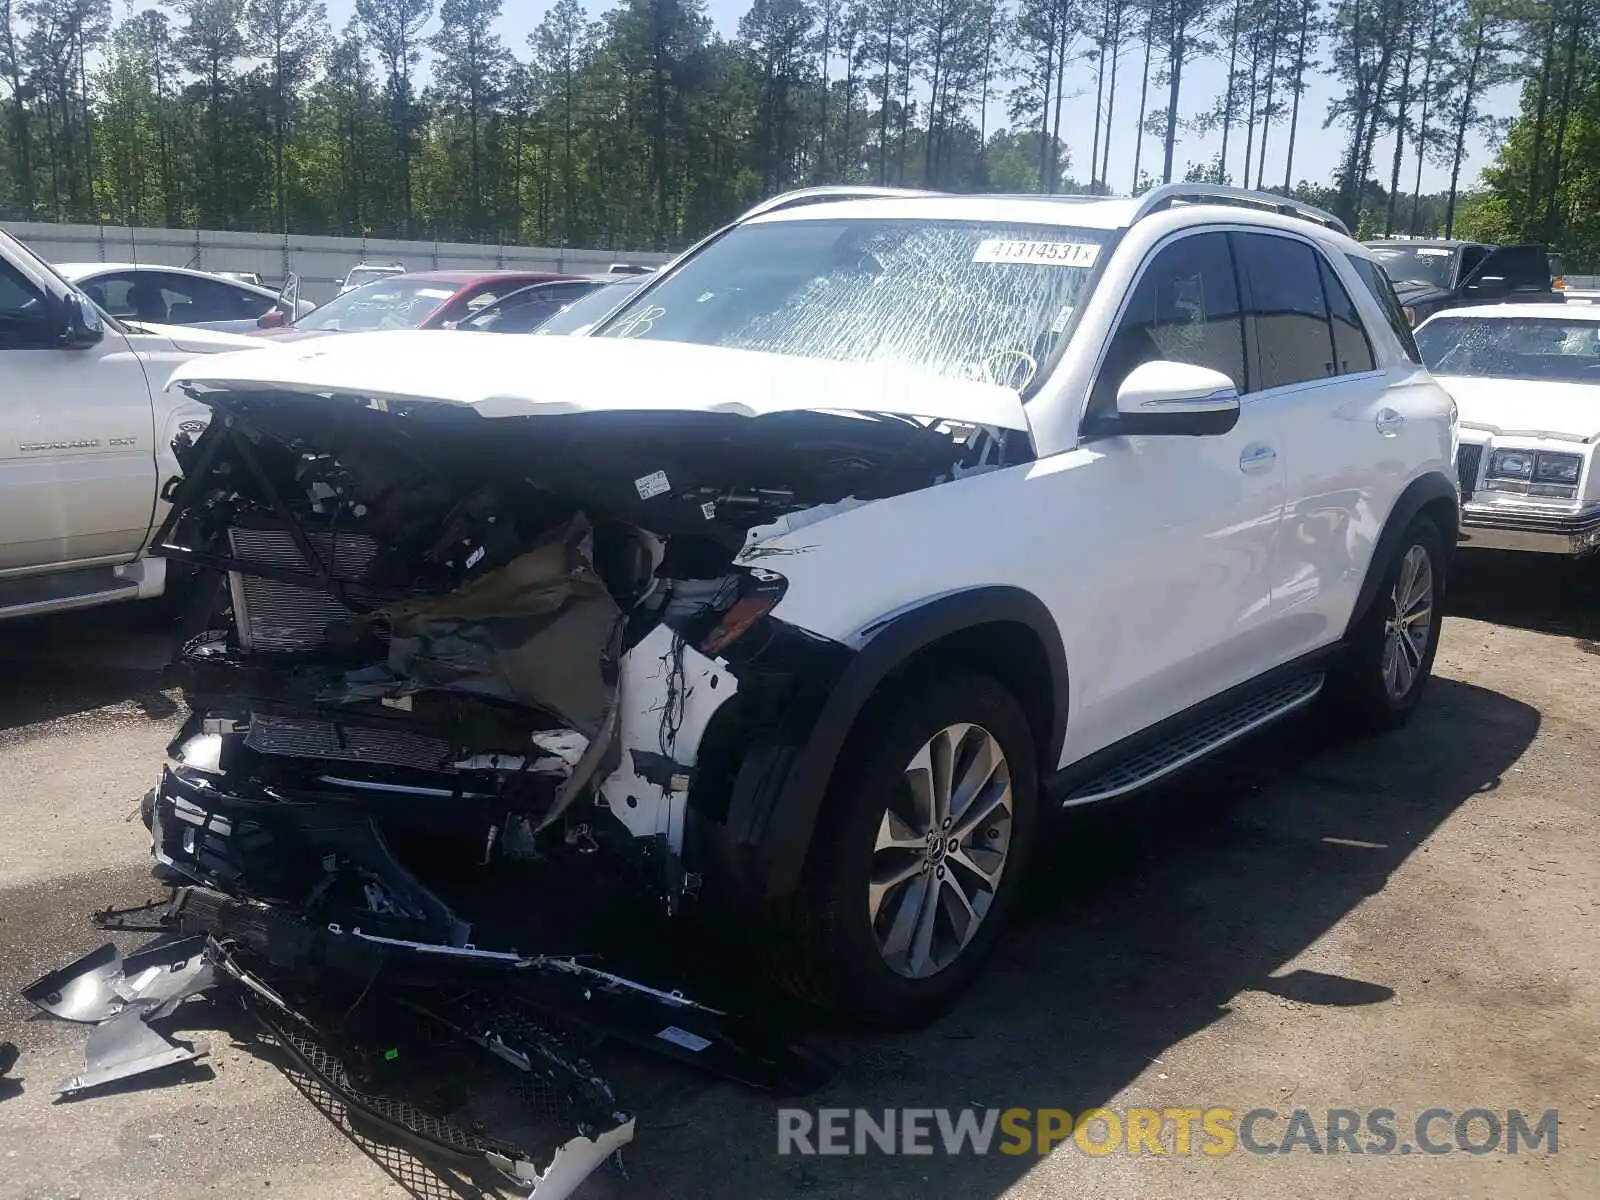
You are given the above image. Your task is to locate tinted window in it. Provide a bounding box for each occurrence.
[1472,245,1552,291]
[89,271,265,324]
[1319,257,1375,374]
[1092,231,1246,415]
[157,274,270,323]
[1235,232,1333,389]
[0,258,51,346]
[536,279,645,335]
[1348,255,1422,363]
[461,282,601,333]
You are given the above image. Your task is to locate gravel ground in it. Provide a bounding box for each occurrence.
[0,552,1595,1200]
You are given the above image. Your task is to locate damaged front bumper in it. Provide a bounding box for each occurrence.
[25,880,829,1198]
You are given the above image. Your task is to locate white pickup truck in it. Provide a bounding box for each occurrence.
[0,228,262,620]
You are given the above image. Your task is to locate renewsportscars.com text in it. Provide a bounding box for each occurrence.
[776,1106,1560,1157]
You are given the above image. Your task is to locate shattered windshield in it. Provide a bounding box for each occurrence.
[1417,316,1600,384]
[595,217,1113,392]
[1368,246,1457,292]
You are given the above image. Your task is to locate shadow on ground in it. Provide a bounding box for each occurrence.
[587,673,1537,1198]
[0,602,180,732]
[1448,550,1600,640]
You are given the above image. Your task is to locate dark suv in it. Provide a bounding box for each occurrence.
[1363,239,1558,325]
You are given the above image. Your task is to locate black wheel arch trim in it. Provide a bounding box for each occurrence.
[735,585,1069,902]
[1346,471,1458,636]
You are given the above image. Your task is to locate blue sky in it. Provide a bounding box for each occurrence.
[319,0,1515,198]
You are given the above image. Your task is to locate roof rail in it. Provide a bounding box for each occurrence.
[737,185,941,221]
[1132,183,1349,236]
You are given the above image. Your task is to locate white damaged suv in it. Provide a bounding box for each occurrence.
[146,185,1458,1025]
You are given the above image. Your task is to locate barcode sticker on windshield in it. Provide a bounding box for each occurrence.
[635,469,671,500]
[973,239,1100,267]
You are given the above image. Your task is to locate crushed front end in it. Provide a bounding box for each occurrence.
[26,368,979,1191]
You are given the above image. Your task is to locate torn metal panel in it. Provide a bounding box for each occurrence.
[55,1006,209,1097]
[113,936,217,1020]
[21,942,125,1023]
[598,624,737,849]
[489,1119,636,1200]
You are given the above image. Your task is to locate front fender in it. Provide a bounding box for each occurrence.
[718,586,1068,903]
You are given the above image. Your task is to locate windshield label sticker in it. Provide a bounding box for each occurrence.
[701,501,717,520]
[656,1026,712,1053]
[973,239,1100,267]
[1415,248,1452,256]
[635,470,671,500]
[1050,303,1076,332]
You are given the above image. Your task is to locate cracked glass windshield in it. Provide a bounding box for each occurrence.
[1417,315,1600,383]
[595,218,1113,391]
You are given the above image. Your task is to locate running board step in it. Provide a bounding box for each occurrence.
[1062,673,1325,807]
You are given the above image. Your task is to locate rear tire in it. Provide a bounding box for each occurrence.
[766,671,1038,1028]
[1324,515,1446,733]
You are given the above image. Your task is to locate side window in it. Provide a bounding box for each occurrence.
[1234,232,1333,390]
[0,258,52,347]
[1318,256,1375,374]
[152,274,248,324]
[1090,231,1247,418]
[1347,255,1422,364]
[218,282,274,321]
[89,273,141,320]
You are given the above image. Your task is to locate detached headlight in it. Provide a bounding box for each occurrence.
[1486,450,1535,480]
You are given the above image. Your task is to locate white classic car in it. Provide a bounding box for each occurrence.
[1417,302,1600,557]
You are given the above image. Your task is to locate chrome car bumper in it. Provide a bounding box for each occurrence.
[1459,502,1600,556]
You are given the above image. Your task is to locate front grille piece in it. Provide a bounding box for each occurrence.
[246,715,453,772]
[1456,443,1484,502]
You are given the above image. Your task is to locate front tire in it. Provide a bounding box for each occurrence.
[1325,514,1446,733]
[768,671,1039,1027]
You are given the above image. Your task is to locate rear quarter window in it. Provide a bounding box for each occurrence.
[1347,255,1422,364]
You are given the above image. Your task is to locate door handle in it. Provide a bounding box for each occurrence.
[1376,408,1405,437]
[1239,443,1277,473]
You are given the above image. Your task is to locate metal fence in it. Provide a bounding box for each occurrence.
[1,221,671,304]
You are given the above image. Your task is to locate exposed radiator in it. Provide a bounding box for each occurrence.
[228,525,380,653]
[245,714,453,772]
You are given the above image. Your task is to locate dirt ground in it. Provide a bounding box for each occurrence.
[0,551,1595,1200]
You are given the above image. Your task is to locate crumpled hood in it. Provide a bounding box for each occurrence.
[1435,374,1600,442]
[165,330,1033,432]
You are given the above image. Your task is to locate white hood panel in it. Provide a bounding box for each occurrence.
[1437,374,1600,443]
[164,331,1033,432]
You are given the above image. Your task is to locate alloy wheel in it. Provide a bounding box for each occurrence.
[869,722,1014,979]
[1382,543,1434,700]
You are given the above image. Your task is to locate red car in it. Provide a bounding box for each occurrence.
[253,270,578,340]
